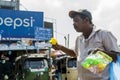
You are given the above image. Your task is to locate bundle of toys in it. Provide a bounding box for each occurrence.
[81,51,113,74]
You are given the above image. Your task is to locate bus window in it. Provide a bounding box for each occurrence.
[25,58,48,69]
[67,58,77,68]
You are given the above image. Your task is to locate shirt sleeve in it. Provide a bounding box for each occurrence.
[101,30,119,52]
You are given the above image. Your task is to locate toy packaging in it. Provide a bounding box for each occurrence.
[81,51,113,74]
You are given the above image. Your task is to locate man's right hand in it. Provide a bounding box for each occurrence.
[52,44,61,50]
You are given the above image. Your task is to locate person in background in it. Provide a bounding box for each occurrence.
[52,9,119,80]
[0,51,13,80]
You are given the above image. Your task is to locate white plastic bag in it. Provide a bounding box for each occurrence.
[110,55,120,80]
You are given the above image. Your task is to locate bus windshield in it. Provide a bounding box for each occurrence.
[25,58,48,69]
[67,58,77,68]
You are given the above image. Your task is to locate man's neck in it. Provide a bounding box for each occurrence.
[83,25,93,39]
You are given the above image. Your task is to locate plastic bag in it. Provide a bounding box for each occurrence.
[81,51,113,74]
[110,55,120,80]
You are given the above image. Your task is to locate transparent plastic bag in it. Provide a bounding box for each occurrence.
[81,51,113,74]
[110,55,120,80]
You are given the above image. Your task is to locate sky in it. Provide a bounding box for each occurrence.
[20,0,120,48]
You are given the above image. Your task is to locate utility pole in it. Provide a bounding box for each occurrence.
[67,34,69,48]
[64,36,67,47]
[64,34,70,48]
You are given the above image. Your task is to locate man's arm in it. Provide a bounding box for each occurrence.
[93,48,118,62]
[52,44,76,57]
[99,30,119,62]
[101,50,118,62]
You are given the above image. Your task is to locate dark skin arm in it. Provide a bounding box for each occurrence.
[52,44,76,57]
[53,44,118,62]
[101,50,117,63]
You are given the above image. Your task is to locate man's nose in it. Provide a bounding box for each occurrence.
[73,23,76,26]
[73,24,77,28]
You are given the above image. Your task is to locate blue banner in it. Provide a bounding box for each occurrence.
[0,9,43,39]
[35,27,53,41]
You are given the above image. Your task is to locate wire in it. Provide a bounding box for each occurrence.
[19,3,28,11]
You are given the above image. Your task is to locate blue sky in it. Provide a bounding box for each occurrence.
[20,0,120,48]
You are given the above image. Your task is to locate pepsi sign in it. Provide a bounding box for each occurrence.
[0,9,43,39]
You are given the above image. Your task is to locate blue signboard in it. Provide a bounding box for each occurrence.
[35,27,53,40]
[0,9,43,39]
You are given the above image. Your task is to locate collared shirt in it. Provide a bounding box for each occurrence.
[74,28,119,80]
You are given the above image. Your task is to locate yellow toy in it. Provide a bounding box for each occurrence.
[49,38,58,45]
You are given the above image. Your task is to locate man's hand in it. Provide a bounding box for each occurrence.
[52,44,62,50]
[88,48,100,55]
[108,51,118,63]
[50,38,61,50]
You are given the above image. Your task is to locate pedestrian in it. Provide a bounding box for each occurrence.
[0,51,13,80]
[52,9,119,80]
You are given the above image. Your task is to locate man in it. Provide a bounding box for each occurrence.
[52,9,119,80]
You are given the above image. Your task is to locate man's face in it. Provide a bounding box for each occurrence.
[73,15,85,32]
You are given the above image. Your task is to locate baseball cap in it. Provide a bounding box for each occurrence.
[69,9,92,20]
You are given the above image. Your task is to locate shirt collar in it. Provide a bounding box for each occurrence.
[80,26,100,41]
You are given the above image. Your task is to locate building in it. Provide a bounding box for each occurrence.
[0,0,19,10]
